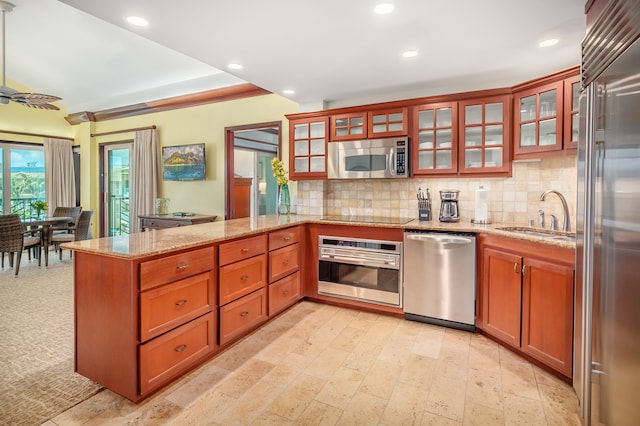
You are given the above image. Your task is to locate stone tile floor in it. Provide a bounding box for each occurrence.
[43,301,581,425]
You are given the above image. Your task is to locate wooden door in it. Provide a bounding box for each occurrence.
[289,117,328,180]
[521,257,575,377]
[481,247,522,348]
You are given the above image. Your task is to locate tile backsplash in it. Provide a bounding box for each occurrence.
[296,155,577,229]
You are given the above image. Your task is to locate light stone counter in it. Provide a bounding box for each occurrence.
[63,214,575,260]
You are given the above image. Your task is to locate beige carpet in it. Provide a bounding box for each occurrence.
[0,253,102,426]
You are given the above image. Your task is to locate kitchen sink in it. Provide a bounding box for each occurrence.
[496,226,576,242]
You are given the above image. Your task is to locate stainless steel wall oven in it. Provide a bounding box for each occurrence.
[317,235,402,307]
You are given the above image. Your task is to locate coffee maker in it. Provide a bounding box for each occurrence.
[439,190,460,222]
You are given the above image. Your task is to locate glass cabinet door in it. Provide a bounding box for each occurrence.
[412,102,457,175]
[331,113,366,141]
[563,74,581,149]
[459,96,511,174]
[290,117,328,179]
[514,81,563,156]
[368,108,408,137]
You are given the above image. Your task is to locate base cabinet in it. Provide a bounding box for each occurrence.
[74,246,217,402]
[268,226,302,315]
[478,235,574,378]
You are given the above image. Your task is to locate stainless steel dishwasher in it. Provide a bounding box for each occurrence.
[403,231,476,331]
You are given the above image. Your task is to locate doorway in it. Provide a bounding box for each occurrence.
[225,122,281,219]
[100,142,132,236]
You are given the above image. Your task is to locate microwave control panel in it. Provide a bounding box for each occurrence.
[396,140,407,175]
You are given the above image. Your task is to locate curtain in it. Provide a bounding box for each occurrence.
[43,138,76,213]
[130,129,160,233]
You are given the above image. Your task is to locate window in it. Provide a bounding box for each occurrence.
[0,142,46,218]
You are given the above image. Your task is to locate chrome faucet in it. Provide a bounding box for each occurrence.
[539,190,571,232]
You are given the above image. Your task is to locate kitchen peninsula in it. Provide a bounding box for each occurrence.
[65,214,575,401]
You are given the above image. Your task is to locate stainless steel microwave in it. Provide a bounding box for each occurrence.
[327,137,409,179]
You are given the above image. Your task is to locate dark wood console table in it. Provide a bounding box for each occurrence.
[139,214,216,231]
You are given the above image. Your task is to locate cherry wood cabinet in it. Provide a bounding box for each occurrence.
[268,226,302,316]
[289,117,328,180]
[481,247,522,347]
[412,102,458,175]
[218,235,268,345]
[458,95,512,175]
[478,235,575,378]
[331,112,367,141]
[330,108,408,141]
[563,74,581,149]
[367,107,408,137]
[513,67,580,158]
[74,246,217,402]
[513,80,564,155]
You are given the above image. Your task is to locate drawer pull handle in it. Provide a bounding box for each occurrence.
[175,344,188,353]
[176,300,188,307]
[240,311,249,317]
[176,264,188,270]
[241,248,250,253]
[522,264,527,275]
[283,236,291,241]
[282,259,289,265]
[283,290,289,295]
[240,275,249,281]
[514,263,519,274]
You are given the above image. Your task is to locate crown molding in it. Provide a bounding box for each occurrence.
[65,83,270,125]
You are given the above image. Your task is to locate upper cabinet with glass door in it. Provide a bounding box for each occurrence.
[563,74,581,149]
[331,112,367,141]
[412,102,458,175]
[367,108,408,137]
[513,80,564,156]
[513,67,580,158]
[289,117,328,180]
[458,95,512,175]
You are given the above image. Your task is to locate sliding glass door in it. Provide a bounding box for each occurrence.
[103,143,131,236]
[0,143,46,218]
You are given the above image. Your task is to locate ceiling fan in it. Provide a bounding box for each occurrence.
[0,1,61,110]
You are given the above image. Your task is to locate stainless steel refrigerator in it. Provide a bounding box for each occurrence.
[575,2,640,424]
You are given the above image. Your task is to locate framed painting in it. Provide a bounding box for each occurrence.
[162,143,206,181]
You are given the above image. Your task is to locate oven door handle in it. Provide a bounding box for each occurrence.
[319,252,399,269]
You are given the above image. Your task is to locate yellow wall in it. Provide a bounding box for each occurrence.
[73,94,298,222]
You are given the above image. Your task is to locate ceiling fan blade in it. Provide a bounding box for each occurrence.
[11,92,60,110]
[12,92,62,104]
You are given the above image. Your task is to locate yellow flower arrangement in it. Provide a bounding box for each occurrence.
[271,157,288,186]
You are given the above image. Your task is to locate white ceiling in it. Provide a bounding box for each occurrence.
[3,0,585,115]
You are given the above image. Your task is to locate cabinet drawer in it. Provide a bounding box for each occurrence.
[269,271,300,316]
[269,243,300,283]
[139,312,215,395]
[140,247,215,291]
[219,234,267,266]
[219,288,267,345]
[219,253,267,305]
[140,271,215,342]
[269,226,300,251]
[141,218,184,229]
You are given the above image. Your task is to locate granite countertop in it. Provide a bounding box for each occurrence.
[63,214,576,260]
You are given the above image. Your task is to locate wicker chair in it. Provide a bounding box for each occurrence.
[0,214,42,276]
[51,206,82,234]
[52,210,94,259]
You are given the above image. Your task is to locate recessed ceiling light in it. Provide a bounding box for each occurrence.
[282,89,295,95]
[126,16,149,27]
[374,3,395,15]
[228,63,243,70]
[401,50,418,58]
[539,38,559,48]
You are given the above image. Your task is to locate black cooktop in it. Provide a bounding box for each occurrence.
[320,215,414,225]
